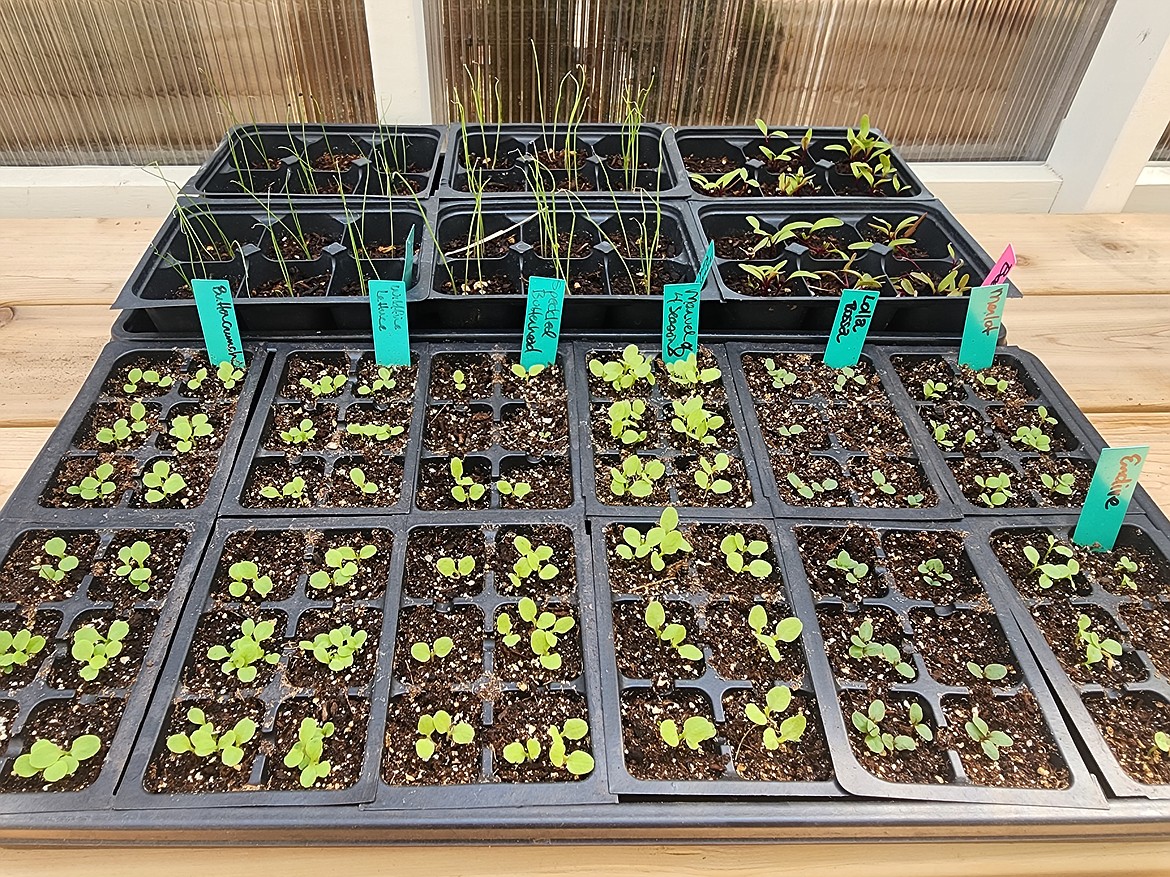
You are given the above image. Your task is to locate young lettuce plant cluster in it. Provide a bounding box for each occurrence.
[720,532,772,578]
[0,628,47,675]
[309,543,377,590]
[67,461,117,502]
[610,455,666,498]
[71,619,130,681]
[415,710,475,760]
[1076,614,1122,669]
[301,625,368,671]
[449,457,486,505]
[748,605,803,662]
[508,536,559,589]
[13,734,102,783]
[166,707,256,767]
[1023,536,1079,590]
[589,345,655,393]
[207,617,280,683]
[848,619,914,679]
[284,717,335,787]
[34,536,79,583]
[659,715,717,749]
[964,706,1013,761]
[96,401,149,446]
[615,507,692,572]
[115,540,153,591]
[227,560,273,599]
[745,685,807,750]
[851,699,931,755]
[496,598,576,670]
[502,717,594,776]
[644,599,703,661]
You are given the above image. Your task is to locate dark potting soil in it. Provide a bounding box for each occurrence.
[0,697,123,793]
[145,698,266,793]
[495,401,571,456]
[89,528,190,605]
[260,230,334,261]
[403,527,488,601]
[893,355,1036,405]
[609,263,686,297]
[441,233,516,260]
[620,688,725,781]
[382,689,483,786]
[533,230,593,259]
[909,608,1019,687]
[492,525,578,598]
[817,605,916,685]
[1,530,101,604]
[1120,603,1170,677]
[392,604,485,687]
[841,690,952,784]
[252,271,331,299]
[0,608,62,689]
[795,525,888,603]
[424,404,496,454]
[722,687,833,782]
[608,232,678,259]
[47,607,157,693]
[1083,692,1170,786]
[683,153,739,175]
[311,151,363,172]
[287,607,382,689]
[487,690,594,783]
[266,696,370,791]
[613,599,705,682]
[879,529,986,604]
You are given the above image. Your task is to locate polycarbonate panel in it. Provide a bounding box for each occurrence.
[425,0,1114,161]
[0,0,376,165]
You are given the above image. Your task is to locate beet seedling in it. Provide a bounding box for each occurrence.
[71,619,130,681]
[688,167,756,195]
[13,734,101,783]
[659,715,717,750]
[299,373,347,398]
[664,353,721,389]
[309,543,377,590]
[166,707,257,767]
[357,365,402,396]
[436,554,476,580]
[773,167,818,196]
[589,344,655,392]
[964,706,1013,761]
[826,550,869,584]
[260,476,306,502]
[508,536,559,588]
[1076,613,1122,670]
[644,599,703,661]
[786,471,838,500]
[720,532,771,577]
[825,114,889,162]
[966,661,1008,682]
[615,506,692,571]
[281,418,318,445]
[415,710,475,760]
[610,454,667,498]
[917,557,953,589]
[450,457,486,504]
[207,617,280,683]
[96,402,149,446]
[1022,536,1079,589]
[745,685,807,749]
[737,261,816,295]
[409,635,453,664]
[848,619,914,679]
[851,215,923,257]
[123,368,173,394]
[227,560,273,599]
[66,461,117,502]
[851,699,931,755]
[301,625,367,671]
[694,453,732,495]
[0,628,47,674]
[284,717,334,787]
[142,460,186,504]
[748,604,802,662]
[34,536,79,583]
[496,597,576,670]
[975,472,1014,508]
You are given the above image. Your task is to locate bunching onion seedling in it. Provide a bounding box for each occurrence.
[644,600,703,661]
[1076,614,1122,669]
[207,618,280,682]
[745,685,806,749]
[748,605,802,662]
[496,597,576,670]
[71,619,130,681]
[1022,536,1079,589]
[34,537,78,583]
[660,715,716,749]
[284,717,334,787]
[0,628,46,674]
[615,506,692,571]
[589,344,655,392]
[302,625,367,671]
[503,717,593,775]
[415,711,475,760]
[167,708,256,767]
[849,619,914,678]
[97,402,148,446]
[13,734,101,782]
[964,707,1013,761]
[310,543,378,590]
[852,699,931,755]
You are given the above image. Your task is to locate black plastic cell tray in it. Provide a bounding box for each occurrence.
[415,198,711,333]
[695,201,1019,334]
[116,517,403,809]
[976,518,1170,800]
[111,199,436,334]
[724,342,958,521]
[664,125,931,202]
[439,123,689,199]
[0,519,210,815]
[0,343,267,526]
[589,514,844,797]
[876,346,1164,520]
[775,520,1107,809]
[366,515,613,808]
[182,124,446,199]
[572,341,769,517]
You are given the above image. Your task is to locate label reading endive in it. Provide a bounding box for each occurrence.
[520,276,566,368]
[958,283,1009,370]
[823,288,878,368]
[191,278,245,369]
[1073,446,1149,551]
[662,283,701,364]
[368,280,411,367]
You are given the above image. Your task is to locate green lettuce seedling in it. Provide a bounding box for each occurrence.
[615,506,692,571]
[284,717,334,787]
[832,366,867,393]
[849,619,914,678]
[1076,614,1122,669]
[348,467,379,495]
[786,471,838,500]
[206,618,280,683]
[1023,536,1079,589]
[282,418,318,445]
[299,373,347,397]
[228,560,273,598]
[510,362,545,382]
[142,460,186,503]
[975,472,1014,508]
[67,461,117,502]
[922,379,948,400]
[763,358,797,389]
[123,367,173,394]
[357,365,401,396]
[309,543,377,590]
[827,550,869,584]
[659,715,716,750]
[610,455,666,498]
[450,457,485,504]
[694,454,732,495]
[13,734,101,783]
[166,707,256,767]
[508,536,558,588]
[503,718,593,776]
[644,600,703,661]
[260,476,306,501]
[496,476,532,500]
[671,395,724,445]
[748,605,802,662]
[1012,425,1051,452]
[114,539,152,590]
[346,421,404,442]
[169,413,213,453]
[72,619,130,681]
[1039,471,1076,497]
[664,353,720,389]
[589,344,655,392]
[1115,555,1139,590]
[302,625,367,671]
[608,399,648,445]
[96,402,149,446]
[186,368,209,391]
[1155,731,1170,755]
[851,699,931,755]
[0,628,47,674]
[496,597,576,670]
[966,661,1008,681]
[216,362,244,390]
[35,536,79,583]
[917,558,952,588]
[720,532,771,578]
[964,706,1013,761]
[415,710,475,760]
[745,685,806,749]
[436,554,476,580]
[410,635,453,664]
[451,370,467,392]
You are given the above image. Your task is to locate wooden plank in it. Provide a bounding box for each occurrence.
[0,305,114,427]
[0,427,50,507]
[959,213,1170,295]
[0,218,155,306]
[1088,412,1170,514]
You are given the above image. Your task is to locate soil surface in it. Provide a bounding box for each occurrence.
[1083,692,1170,785]
[488,691,594,783]
[0,698,123,793]
[620,688,726,781]
[382,689,483,786]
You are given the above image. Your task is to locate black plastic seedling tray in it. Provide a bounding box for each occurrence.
[0,343,266,526]
[117,517,402,809]
[878,346,1164,520]
[183,124,445,199]
[572,341,768,517]
[439,124,689,199]
[775,520,1106,809]
[367,515,612,808]
[696,201,1018,333]
[112,200,435,334]
[589,514,843,797]
[724,342,958,521]
[0,519,210,815]
[415,198,710,332]
[977,518,1170,800]
[665,125,931,202]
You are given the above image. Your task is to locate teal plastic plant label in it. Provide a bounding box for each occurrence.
[520,276,566,368]
[696,240,715,289]
[823,288,878,368]
[191,279,245,369]
[368,279,411,367]
[958,283,1009,370]
[1073,446,1149,550]
[662,283,701,364]
[403,225,416,288]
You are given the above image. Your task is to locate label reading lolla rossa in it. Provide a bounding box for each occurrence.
[1073,446,1148,551]
[520,276,566,369]
[958,283,1009,370]
[368,279,411,367]
[662,283,701,364]
[981,244,1015,286]
[191,278,245,369]
[823,288,878,368]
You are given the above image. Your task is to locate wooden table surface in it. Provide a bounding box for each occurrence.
[2,213,1170,873]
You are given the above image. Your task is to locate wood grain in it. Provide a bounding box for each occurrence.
[0,427,50,507]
